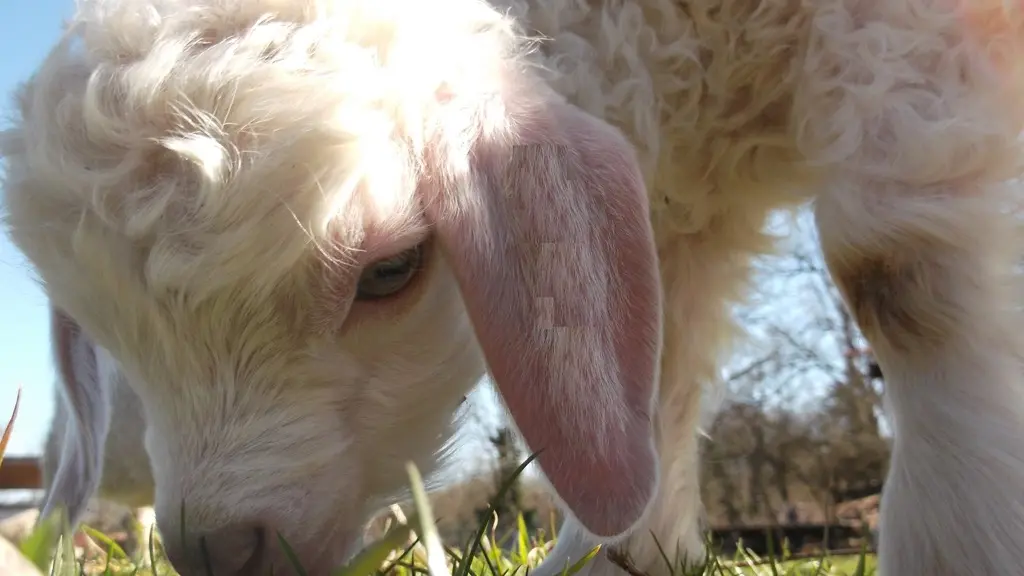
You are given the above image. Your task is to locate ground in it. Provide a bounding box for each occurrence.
[53,529,879,576]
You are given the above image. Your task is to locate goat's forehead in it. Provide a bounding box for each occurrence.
[3,23,431,299]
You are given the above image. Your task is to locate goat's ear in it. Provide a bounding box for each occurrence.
[422,100,662,540]
[40,307,112,527]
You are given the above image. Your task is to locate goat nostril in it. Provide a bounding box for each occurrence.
[197,524,267,576]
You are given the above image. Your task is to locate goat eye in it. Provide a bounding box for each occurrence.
[355,244,424,301]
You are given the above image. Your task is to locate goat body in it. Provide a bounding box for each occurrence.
[5,0,1024,574]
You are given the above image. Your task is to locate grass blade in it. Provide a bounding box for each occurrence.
[561,545,602,576]
[458,452,540,576]
[21,508,65,572]
[277,533,310,576]
[0,385,22,468]
[51,509,76,576]
[103,539,115,576]
[406,462,451,576]
[331,519,414,576]
[853,535,869,576]
[80,525,128,560]
[765,528,780,576]
[515,513,530,565]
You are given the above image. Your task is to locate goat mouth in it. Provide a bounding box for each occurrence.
[286,528,360,575]
[244,508,360,572]
[241,528,267,573]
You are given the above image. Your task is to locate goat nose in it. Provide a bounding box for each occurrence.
[202,524,267,575]
[167,523,267,576]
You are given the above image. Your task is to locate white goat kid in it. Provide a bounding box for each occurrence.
[5,0,1024,575]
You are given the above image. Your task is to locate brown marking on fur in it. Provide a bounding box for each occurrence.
[827,249,959,354]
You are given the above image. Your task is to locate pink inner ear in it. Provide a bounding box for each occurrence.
[424,102,662,539]
[53,308,96,394]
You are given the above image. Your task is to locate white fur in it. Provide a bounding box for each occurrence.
[7,0,1024,574]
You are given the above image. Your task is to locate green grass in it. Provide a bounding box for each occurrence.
[0,391,876,576]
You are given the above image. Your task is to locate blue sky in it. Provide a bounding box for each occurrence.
[0,0,75,456]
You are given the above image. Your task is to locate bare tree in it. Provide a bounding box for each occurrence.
[700,206,891,527]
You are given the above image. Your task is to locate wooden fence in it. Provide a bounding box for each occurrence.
[0,457,42,491]
[708,522,871,557]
